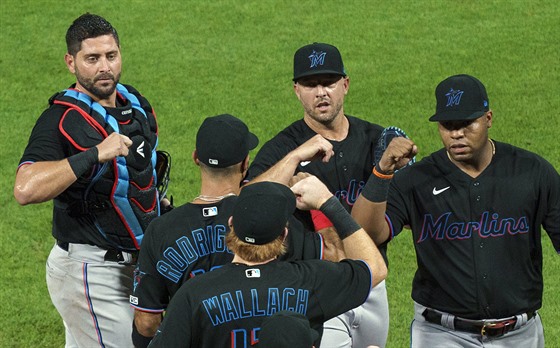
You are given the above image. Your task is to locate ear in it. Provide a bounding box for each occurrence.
[192,150,200,166]
[241,155,250,173]
[64,53,76,74]
[228,216,234,228]
[294,83,303,101]
[486,110,493,129]
[342,76,350,95]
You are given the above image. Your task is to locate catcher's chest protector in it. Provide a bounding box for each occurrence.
[53,84,159,250]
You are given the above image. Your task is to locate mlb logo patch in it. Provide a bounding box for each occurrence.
[245,269,261,278]
[203,206,218,217]
[129,295,139,305]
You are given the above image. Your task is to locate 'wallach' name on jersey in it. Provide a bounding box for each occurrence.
[203,288,309,326]
[418,211,529,243]
[157,225,232,283]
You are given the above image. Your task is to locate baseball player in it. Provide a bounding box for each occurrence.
[352,74,560,347]
[14,14,165,347]
[131,114,340,347]
[148,178,388,348]
[245,42,392,347]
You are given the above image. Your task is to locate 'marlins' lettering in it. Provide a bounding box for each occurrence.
[418,211,529,243]
[203,288,309,326]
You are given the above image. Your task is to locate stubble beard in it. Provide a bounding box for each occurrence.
[76,70,121,100]
[304,99,343,126]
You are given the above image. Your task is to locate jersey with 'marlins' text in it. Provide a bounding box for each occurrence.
[385,141,560,319]
[246,116,388,262]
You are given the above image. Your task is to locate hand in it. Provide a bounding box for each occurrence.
[377,137,417,174]
[96,133,133,163]
[290,174,333,210]
[292,134,334,164]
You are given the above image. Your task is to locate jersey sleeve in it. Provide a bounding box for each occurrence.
[245,132,299,182]
[19,106,69,166]
[148,286,193,348]
[132,221,169,312]
[540,159,560,252]
[310,259,372,320]
[281,217,324,261]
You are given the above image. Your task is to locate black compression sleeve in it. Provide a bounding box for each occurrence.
[319,196,361,240]
[132,321,154,348]
[67,147,99,178]
[360,166,392,203]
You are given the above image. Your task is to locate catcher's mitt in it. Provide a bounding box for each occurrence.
[155,150,172,201]
[374,126,416,171]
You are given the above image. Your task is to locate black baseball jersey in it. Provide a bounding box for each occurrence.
[385,140,560,319]
[148,258,372,348]
[18,84,158,250]
[246,116,388,261]
[131,196,325,313]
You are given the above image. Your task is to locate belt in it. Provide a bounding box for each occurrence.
[57,240,138,263]
[422,308,535,338]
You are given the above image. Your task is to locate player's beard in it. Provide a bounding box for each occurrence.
[75,69,121,100]
[303,98,344,126]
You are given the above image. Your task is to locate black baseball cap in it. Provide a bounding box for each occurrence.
[232,182,296,245]
[430,74,490,122]
[259,311,320,347]
[293,42,346,82]
[196,114,258,168]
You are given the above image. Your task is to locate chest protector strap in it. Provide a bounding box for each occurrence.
[54,84,158,249]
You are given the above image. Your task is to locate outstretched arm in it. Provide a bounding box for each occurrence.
[248,134,334,186]
[291,174,387,288]
[352,137,417,245]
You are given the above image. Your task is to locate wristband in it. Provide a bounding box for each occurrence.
[319,196,361,239]
[361,166,392,203]
[67,147,99,178]
[132,321,154,348]
[310,210,334,231]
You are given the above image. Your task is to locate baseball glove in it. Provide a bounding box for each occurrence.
[374,126,416,171]
[155,150,172,202]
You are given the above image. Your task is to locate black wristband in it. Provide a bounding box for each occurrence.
[67,147,99,178]
[132,321,154,348]
[360,171,391,203]
[319,196,361,239]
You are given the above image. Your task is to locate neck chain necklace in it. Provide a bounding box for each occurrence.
[194,193,236,202]
[489,139,496,155]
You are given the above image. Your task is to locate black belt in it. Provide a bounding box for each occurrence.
[422,308,535,337]
[56,241,138,263]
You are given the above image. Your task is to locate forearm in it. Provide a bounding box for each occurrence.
[14,160,78,204]
[352,196,391,245]
[342,229,387,288]
[133,310,162,347]
[249,151,301,186]
[317,227,346,262]
[318,197,387,287]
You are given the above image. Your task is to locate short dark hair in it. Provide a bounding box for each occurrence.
[65,13,119,56]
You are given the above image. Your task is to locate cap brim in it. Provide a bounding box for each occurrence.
[293,70,346,82]
[248,132,259,150]
[429,110,486,122]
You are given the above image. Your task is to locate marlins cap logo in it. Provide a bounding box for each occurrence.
[445,88,464,107]
[308,50,327,68]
